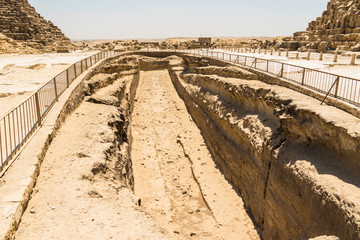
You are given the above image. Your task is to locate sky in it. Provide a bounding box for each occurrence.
[28,0,329,40]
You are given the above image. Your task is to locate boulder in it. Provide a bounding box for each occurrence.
[318,41,330,51]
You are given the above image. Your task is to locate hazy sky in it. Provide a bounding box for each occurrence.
[28,0,329,40]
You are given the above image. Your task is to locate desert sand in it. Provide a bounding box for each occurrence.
[0,51,98,117]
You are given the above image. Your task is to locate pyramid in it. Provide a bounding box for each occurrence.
[279,0,360,52]
[0,0,71,50]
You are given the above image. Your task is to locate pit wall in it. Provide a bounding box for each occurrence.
[84,55,141,189]
[46,55,141,191]
[153,54,360,240]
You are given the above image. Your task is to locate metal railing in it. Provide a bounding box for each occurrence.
[0,51,118,173]
[180,49,360,107]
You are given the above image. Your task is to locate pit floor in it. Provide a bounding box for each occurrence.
[131,70,259,239]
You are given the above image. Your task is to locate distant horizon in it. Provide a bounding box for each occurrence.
[28,0,329,40]
[70,35,285,41]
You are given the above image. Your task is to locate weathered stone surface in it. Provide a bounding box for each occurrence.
[0,0,71,52]
[0,33,38,53]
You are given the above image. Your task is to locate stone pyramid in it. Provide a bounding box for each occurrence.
[280,0,360,52]
[0,0,71,50]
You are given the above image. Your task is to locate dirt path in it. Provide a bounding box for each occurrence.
[131,70,260,240]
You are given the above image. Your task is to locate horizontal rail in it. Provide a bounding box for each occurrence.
[179,49,360,107]
[0,51,119,173]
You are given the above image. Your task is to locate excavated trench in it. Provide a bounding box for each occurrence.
[13,53,360,240]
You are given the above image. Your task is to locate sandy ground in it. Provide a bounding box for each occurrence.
[131,70,259,240]
[14,89,167,239]
[0,51,98,117]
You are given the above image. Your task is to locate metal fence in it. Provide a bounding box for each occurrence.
[0,51,118,173]
[180,49,360,108]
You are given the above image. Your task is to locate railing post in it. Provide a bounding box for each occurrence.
[333,51,338,62]
[74,63,77,77]
[334,76,340,97]
[81,60,83,73]
[244,56,247,66]
[254,58,257,68]
[35,92,42,126]
[66,69,70,88]
[53,78,58,101]
[266,60,269,72]
[280,63,284,77]
[301,68,306,85]
[351,54,356,65]
[321,76,340,104]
